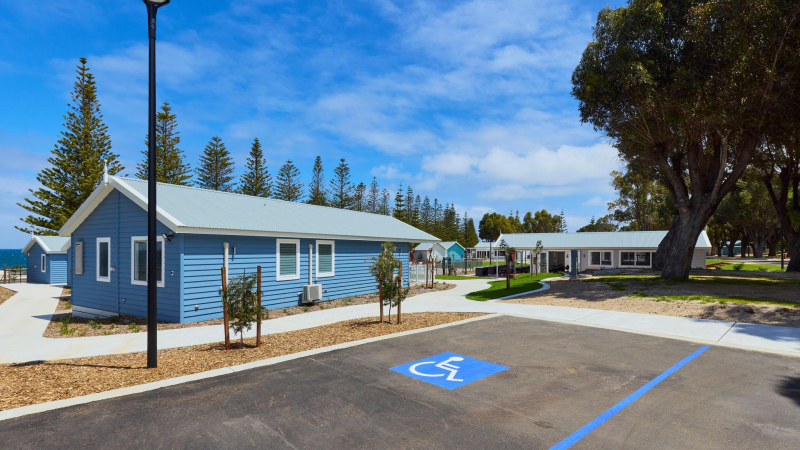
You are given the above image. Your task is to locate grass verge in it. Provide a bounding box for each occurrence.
[1,312,484,411]
[627,292,797,307]
[465,273,560,301]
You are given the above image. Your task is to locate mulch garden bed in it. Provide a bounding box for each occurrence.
[2,312,483,411]
[44,282,456,338]
[0,286,16,306]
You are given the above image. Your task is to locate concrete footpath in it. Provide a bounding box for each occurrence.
[2,278,800,364]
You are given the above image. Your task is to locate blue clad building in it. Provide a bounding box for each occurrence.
[58,176,439,323]
[23,235,71,285]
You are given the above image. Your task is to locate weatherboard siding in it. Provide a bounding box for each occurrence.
[181,235,409,322]
[26,243,47,284]
[71,190,181,321]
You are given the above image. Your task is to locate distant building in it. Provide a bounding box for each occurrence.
[413,241,466,263]
[493,231,711,272]
[22,235,71,284]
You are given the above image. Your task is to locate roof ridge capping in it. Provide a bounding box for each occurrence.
[111,176,411,220]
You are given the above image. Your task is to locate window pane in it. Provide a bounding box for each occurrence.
[621,252,635,265]
[318,244,332,273]
[156,241,163,282]
[636,252,651,266]
[134,241,147,281]
[280,243,297,276]
[99,242,109,277]
[602,252,612,265]
[591,252,600,265]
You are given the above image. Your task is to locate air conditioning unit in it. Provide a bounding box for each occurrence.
[302,284,323,303]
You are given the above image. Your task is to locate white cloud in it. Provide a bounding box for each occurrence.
[371,164,410,179]
[581,196,606,207]
[421,153,478,176]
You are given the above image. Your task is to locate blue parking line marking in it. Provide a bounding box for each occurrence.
[549,345,711,450]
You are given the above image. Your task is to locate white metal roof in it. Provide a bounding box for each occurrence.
[495,230,712,250]
[22,236,70,254]
[60,177,439,243]
[472,241,493,249]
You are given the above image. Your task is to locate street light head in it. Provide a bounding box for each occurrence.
[143,0,170,6]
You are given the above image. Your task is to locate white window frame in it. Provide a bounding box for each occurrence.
[130,236,165,288]
[315,240,335,278]
[588,250,612,267]
[619,250,651,268]
[41,254,47,273]
[96,237,111,283]
[276,238,300,281]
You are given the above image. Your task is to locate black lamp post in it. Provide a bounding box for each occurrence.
[144,0,170,369]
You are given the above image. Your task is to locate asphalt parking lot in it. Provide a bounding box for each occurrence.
[2,315,800,449]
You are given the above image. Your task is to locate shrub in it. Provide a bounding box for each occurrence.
[128,323,141,333]
[64,300,72,309]
[368,242,409,323]
[59,317,75,335]
[733,263,745,271]
[226,273,265,347]
[88,320,102,330]
[108,316,119,323]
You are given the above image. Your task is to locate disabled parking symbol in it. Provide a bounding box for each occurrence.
[391,352,509,390]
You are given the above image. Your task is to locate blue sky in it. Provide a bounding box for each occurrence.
[0,0,624,248]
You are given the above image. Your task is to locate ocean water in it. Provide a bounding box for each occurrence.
[0,249,26,268]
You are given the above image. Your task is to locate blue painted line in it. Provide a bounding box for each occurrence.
[549,345,710,450]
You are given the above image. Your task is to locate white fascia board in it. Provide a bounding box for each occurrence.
[111,178,183,231]
[175,226,440,243]
[58,179,183,237]
[58,183,114,237]
[21,236,68,254]
[21,238,37,254]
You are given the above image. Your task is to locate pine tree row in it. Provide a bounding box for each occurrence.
[18,58,479,247]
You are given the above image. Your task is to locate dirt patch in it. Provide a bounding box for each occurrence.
[1,312,483,411]
[507,277,800,328]
[45,282,456,338]
[0,286,16,306]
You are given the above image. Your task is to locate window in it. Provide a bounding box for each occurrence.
[97,237,111,282]
[276,239,300,281]
[589,251,612,266]
[316,240,335,278]
[636,252,651,266]
[41,254,47,273]
[620,251,650,267]
[620,252,635,266]
[131,236,164,287]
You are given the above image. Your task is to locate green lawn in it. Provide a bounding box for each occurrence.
[465,272,561,301]
[706,259,783,272]
[586,273,799,287]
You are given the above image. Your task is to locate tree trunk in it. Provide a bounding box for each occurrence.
[787,234,800,272]
[725,231,737,257]
[752,235,766,258]
[657,212,710,280]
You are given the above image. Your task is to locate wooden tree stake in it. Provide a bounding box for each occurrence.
[221,267,230,350]
[397,261,403,325]
[256,265,262,348]
[379,276,384,324]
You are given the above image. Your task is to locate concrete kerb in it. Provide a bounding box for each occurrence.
[490,276,564,301]
[0,314,497,422]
